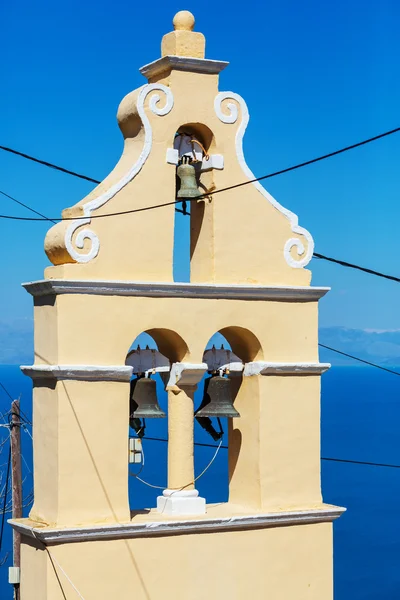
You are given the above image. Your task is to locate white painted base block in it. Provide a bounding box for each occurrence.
[157,489,206,516]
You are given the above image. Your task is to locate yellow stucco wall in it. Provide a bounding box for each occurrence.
[21,523,333,600]
[28,293,322,526]
[34,293,319,366]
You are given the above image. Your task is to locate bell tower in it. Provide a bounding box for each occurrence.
[11,11,344,600]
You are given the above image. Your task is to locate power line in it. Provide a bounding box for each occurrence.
[1,125,398,190]
[0,145,100,184]
[2,185,399,283]
[318,344,400,376]
[0,125,398,223]
[314,253,400,284]
[0,189,57,224]
[0,381,13,402]
[0,193,179,221]
[144,435,228,450]
[0,443,11,557]
[321,456,400,469]
[135,435,400,470]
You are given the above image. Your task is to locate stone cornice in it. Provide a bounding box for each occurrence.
[9,505,345,545]
[22,280,330,302]
[140,56,229,79]
[21,365,133,382]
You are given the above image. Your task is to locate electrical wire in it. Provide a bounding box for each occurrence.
[0,192,179,221]
[313,253,400,283]
[0,145,100,185]
[0,189,57,223]
[0,444,11,557]
[1,125,398,192]
[318,344,400,376]
[321,457,400,469]
[31,529,85,600]
[2,190,400,285]
[0,381,13,401]
[18,406,32,426]
[0,125,399,223]
[144,435,228,450]
[131,434,400,470]
[45,548,86,600]
[130,438,223,491]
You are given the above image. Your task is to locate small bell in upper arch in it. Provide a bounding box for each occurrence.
[176,156,201,198]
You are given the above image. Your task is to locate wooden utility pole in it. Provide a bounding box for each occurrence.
[11,399,22,596]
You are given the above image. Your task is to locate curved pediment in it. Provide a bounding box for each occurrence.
[44,14,313,286]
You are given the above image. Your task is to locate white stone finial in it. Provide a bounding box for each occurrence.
[173,10,195,31]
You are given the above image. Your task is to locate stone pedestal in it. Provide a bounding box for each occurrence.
[157,489,206,515]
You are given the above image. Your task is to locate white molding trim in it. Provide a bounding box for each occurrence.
[168,363,207,387]
[21,365,133,382]
[23,280,330,302]
[140,56,229,79]
[64,83,174,264]
[214,91,314,269]
[244,362,331,376]
[9,505,345,545]
[201,154,224,172]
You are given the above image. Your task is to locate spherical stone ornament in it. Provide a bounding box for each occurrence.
[173,10,195,31]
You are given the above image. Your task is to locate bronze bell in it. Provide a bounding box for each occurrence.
[129,376,166,420]
[176,156,200,198]
[195,375,240,418]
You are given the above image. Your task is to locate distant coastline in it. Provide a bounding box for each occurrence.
[2,320,400,367]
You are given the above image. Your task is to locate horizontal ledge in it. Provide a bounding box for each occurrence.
[244,362,331,376]
[21,365,133,382]
[140,56,229,79]
[22,280,330,302]
[9,506,345,545]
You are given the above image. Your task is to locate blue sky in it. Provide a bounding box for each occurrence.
[1,0,399,331]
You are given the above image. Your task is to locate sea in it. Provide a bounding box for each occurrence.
[0,364,399,599]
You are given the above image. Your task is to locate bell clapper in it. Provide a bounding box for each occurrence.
[195,416,224,442]
[130,417,146,439]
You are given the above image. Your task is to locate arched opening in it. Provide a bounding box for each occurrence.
[125,329,188,512]
[193,327,262,505]
[173,123,216,283]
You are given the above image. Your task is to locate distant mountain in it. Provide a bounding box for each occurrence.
[0,320,399,367]
[319,327,400,366]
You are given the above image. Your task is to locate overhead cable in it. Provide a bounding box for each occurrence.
[1,125,398,189]
[131,435,400,470]
[318,344,400,376]
[0,189,57,223]
[1,186,398,285]
[314,253,400,284]
[321,457,400,469]
[0,145,100,184]
[0,125,398,222]
[0,444,11,557]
